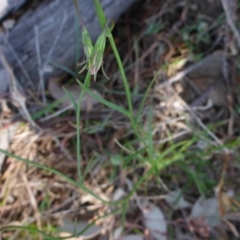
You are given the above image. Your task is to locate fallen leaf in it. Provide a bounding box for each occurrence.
[113,227,144,240]
[120,234,144,240]
[112,188,126,201]
[187,51,226,79]
[48,78,101,111]
[190,197,220,227]
[182,52,228,107]
[139,200,167,240]
[58,218,102,239]
[165,189,191,210]
[113,226,122,240]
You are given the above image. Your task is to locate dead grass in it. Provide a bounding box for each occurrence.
[1,0,240,239]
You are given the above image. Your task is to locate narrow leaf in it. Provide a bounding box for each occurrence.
[140,201,167,240]
[77,79,130,117]
[63,87,77,111]
[93,0,107,29]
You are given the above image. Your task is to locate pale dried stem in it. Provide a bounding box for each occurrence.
[169,85,231,155]
[46,10,67,61]
[22,174,42,231]
[155,60,207,90]
[156,129,190,145]
[34,26,46,106]
[39,105,73,122]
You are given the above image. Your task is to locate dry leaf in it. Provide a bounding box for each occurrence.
[120,235,144,240]
[58,218,102,239]
[139,200,167,240]
[112,188,126,201]
[113,227,144,240]
[187,51,226,79]
[113,227,122,240]
[181,52,228,107]
[190,197,220,227]
[48,78,101,111]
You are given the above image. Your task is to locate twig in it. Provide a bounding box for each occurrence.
[221,0,240,49]
[191,99,213,111]
[39,105,73,122]
[186,104,223,146]
[156,129,190,145]
[46,11,67,61]
[53,137,75,162]
[189,80,219,107]
[36,11,67,113]
[34,26,46,106]
[22,174,42,230]
[222,218,239,237]
[170,85,231,154]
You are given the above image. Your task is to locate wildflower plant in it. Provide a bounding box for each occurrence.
[74,0,113,81]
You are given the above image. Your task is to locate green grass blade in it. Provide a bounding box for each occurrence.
[77,79,130,117]
[32,99,63,120]
[44,57,77,77]
[93,0,136,133]
[0,148,79,188]
[63,87,78,111]
[75,72,91,183]
[135,68,160,125]
[93,0,107,29]
[146,106,154,158]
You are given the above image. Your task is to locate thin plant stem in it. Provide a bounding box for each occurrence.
[92,0,137,135]
[108,35,138,134]
[76,71,91,183]
[73,0,85,28]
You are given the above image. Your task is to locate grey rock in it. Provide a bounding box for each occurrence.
[0,0,137,88]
